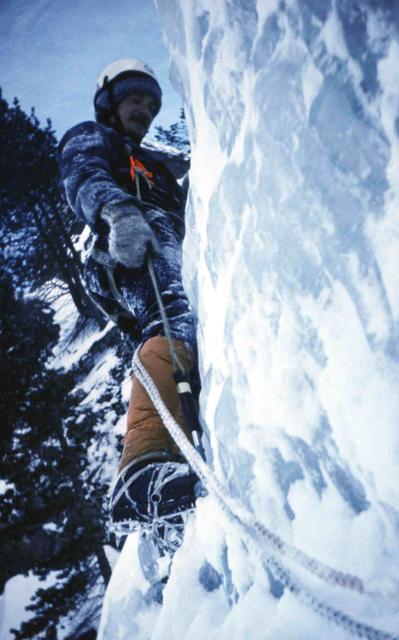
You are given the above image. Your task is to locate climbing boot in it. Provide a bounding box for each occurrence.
[110,336,199,533]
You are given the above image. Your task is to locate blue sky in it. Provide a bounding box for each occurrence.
[0,0,182,139]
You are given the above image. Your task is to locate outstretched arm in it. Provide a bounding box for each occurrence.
[58,121,135,229]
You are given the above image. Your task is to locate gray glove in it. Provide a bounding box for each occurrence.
[101,201,160,269]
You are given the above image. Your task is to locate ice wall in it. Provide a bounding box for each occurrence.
[154,0,399,637]
[98,2,399,638]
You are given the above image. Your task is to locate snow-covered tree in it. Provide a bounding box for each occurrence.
[0,90,99,320]
[0,267,111,639]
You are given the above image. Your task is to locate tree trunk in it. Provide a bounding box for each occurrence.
[55,424,113,585]
[95,544,112,585]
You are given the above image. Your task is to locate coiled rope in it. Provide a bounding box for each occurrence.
[132,347,398,640]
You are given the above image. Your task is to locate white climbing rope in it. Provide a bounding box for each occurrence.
[132,347,399,640]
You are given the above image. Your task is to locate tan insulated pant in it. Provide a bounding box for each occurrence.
[119,336,193,471]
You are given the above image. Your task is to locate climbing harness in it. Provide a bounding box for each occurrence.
[131,348,399,640]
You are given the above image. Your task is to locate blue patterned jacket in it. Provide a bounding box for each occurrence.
[58,120,185,248]
[58,121,187,331]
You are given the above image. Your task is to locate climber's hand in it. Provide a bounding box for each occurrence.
[101,201,160,269]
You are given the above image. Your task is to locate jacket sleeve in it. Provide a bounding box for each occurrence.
[58,121,134,229]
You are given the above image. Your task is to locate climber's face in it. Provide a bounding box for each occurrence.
[116,92,157,142]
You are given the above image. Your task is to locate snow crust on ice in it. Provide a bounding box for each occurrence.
[99,1,399,638]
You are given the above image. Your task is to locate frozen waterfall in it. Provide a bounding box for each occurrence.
[98,2,399,638]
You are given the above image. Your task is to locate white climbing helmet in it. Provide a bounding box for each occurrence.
[94,58,162,124]
[96,58,159,91]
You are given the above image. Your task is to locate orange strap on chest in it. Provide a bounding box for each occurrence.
[129,156,154,188]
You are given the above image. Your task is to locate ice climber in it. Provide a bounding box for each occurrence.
[58,59,199,534]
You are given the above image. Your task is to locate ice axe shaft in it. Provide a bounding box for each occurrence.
[146,254,206,461]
